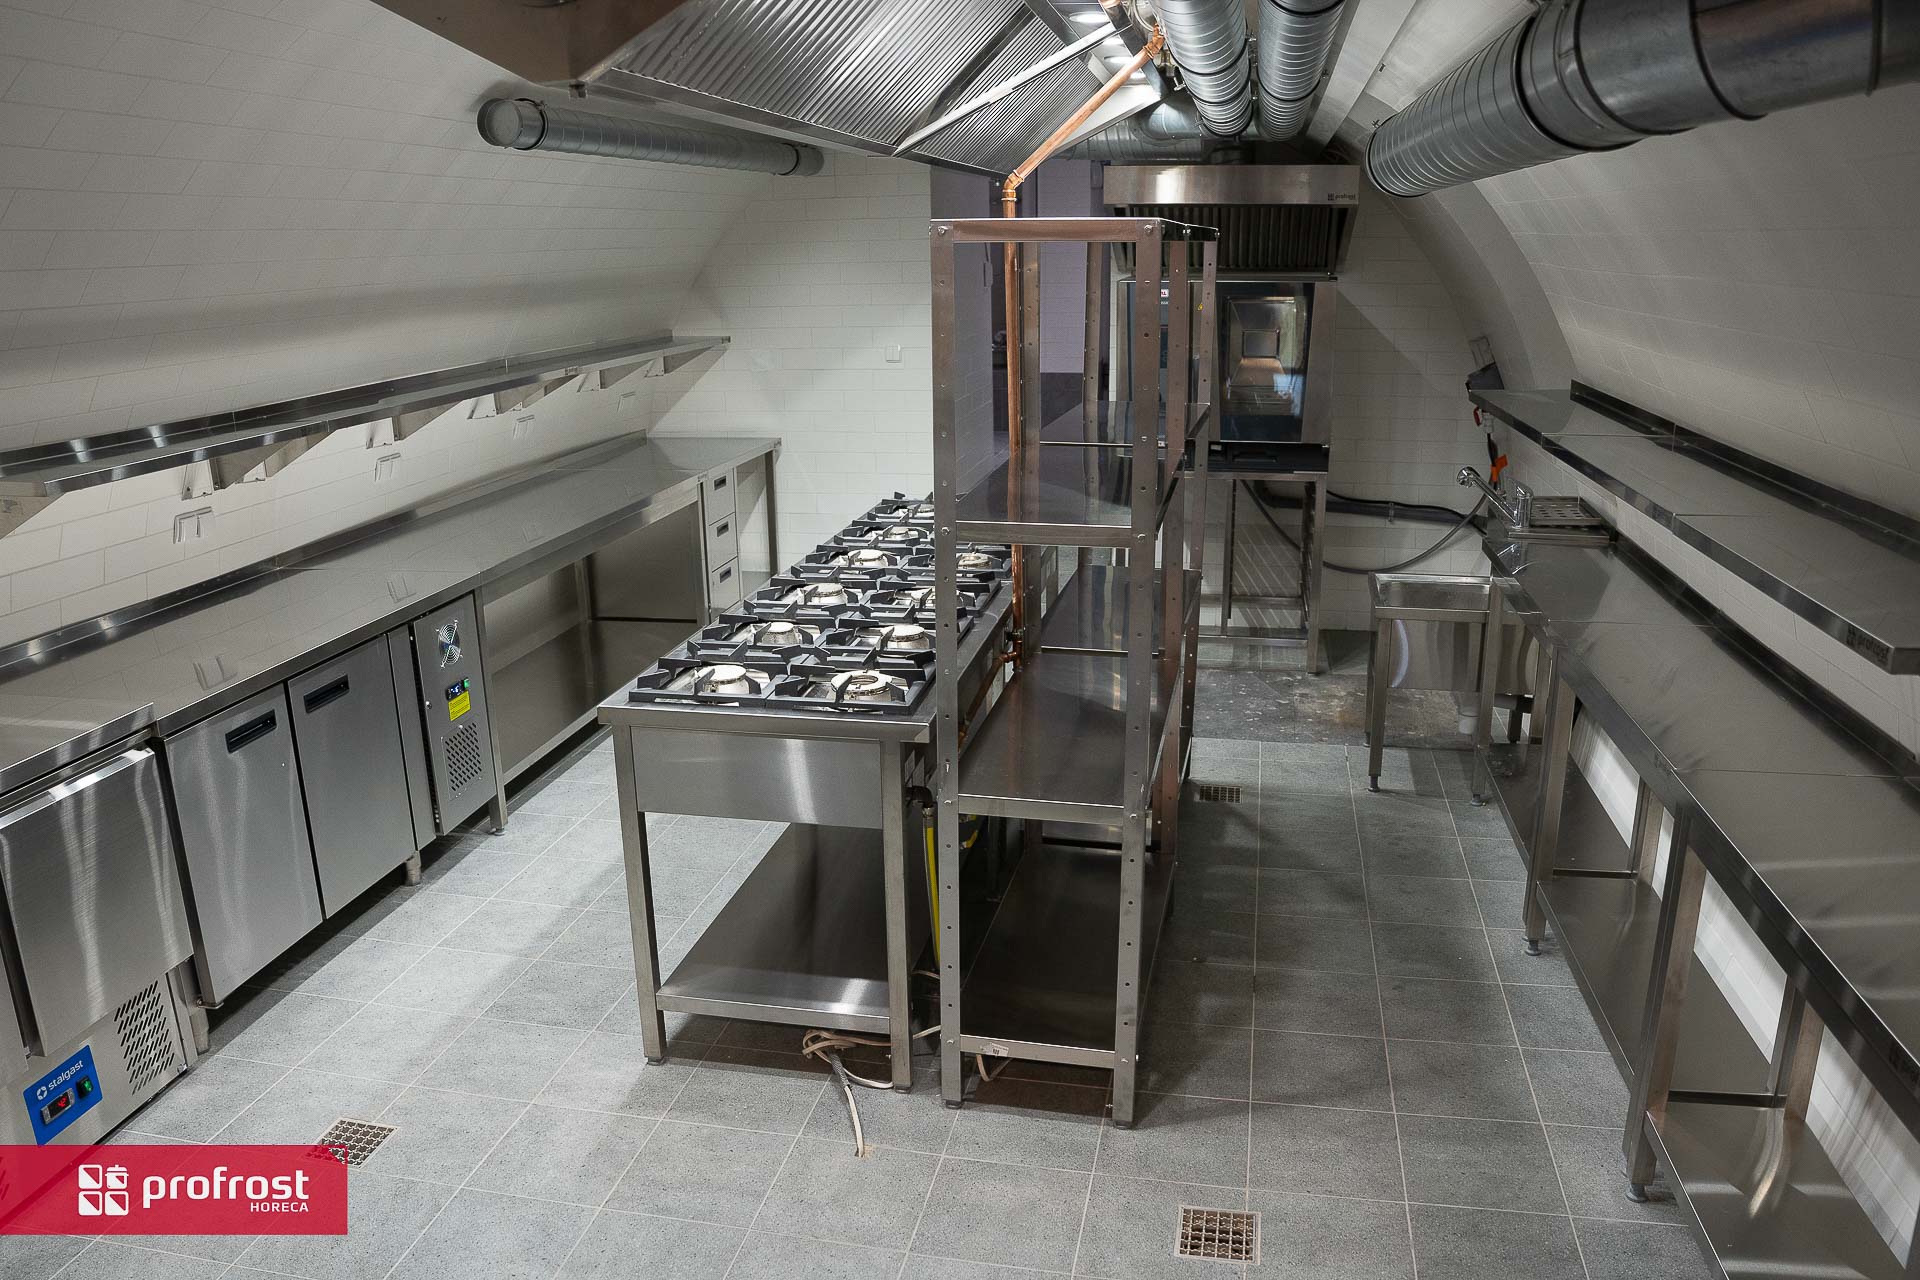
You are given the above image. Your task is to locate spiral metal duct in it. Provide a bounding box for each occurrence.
[1064,99,1216,160]
[477,97,826,176]
[1156,0,1255,135]
[1257,0,1345,138]
[1367,0,1920,198]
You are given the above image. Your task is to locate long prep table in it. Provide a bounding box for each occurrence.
[0,433,776,1018]
[1482,530,1920,1280]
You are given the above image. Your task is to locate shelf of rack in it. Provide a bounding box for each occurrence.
[657,823,897,1033]
[955,447,1182,548]
[956,838,1175,1068]
[1035,400,1212,451]
[1037,563,1201,658]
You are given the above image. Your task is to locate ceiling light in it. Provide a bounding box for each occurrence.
[1069,10,1108,24]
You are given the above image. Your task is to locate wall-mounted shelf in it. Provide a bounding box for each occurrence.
[0,333,730,533]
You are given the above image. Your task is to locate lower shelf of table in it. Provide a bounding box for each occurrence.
[957,838,1174,1069]
[656,823,900,1034]
[495,616,695,782]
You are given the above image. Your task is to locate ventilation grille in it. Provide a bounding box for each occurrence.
[1114,203,1349,274]
[315,1119,395,1166]
[1196,784,1244,803]
[445,721,485,794]
[114,981,180,1098]
[1177,1206,1259,1262]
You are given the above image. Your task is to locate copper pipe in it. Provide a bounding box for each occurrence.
[998,26,1165,667]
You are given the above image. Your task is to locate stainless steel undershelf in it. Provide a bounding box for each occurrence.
[957,839,1175,1066]
[957,650,1177,822]
[1038,564,1200,656]
[955,445,1182,547]
[1650,1101,1904,1280]
[1035,400,1212,449]
[657,824,898,1032]
[494,618,695,782]
[1486,749,1634,877]
[1476,387,1920,673]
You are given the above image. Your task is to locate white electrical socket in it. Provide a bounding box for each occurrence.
[173,507,213,544]
[373,452,401,483]
[884,344,902,364]
[621,390,639,414]
[513,414,535,441]
[749,349,775,372]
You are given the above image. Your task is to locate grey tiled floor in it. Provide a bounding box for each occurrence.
[8,711,1716,1278]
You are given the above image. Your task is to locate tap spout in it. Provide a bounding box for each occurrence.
[1458,466,1531,529]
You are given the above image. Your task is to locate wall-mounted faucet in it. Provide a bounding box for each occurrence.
[1458,465,1532,531]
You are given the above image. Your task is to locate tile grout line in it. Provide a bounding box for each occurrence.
[1353,757,1419,1280]
[1246,745,1262,1276]
[893,1054,962,1280]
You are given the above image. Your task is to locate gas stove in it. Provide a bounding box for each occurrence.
[622,496,1006,718]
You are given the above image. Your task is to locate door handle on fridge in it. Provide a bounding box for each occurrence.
[224,710,277,753]
[303,676,350,713]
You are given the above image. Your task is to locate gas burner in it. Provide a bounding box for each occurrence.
[782,581,859,609]
[864,496,934,524]
[672,663,770,697]
[728,619,820,648]
[841,523,930,548]
[956,551,995,572]
[834,548,896,570]
[831,670,910,702]
[854,623,932,653]
[876,586,933,610]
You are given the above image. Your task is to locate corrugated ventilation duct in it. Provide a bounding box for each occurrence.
[1156,0,1255,135]
[1257,0,1345,138]
[478,98,825,175]
[1367,0,1920,197]
[1065,99,1215,161]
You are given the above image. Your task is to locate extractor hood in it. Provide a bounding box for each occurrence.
[1102,165,1360,275]
[374,0,1112,176]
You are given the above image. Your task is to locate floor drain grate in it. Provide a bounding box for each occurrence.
[1196,784,1243,803]
[314,1119,395,1166]
[1176,1206,1258,1263]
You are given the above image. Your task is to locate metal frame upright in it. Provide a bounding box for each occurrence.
[929,216,1216,1126]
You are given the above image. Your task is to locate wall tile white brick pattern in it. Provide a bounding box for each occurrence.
[649,154,933,557]
[0,0,769,455]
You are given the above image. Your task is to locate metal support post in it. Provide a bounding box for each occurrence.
[929,226,967,1109]
[613,727,667,1060]
[1628,779,1663,882]
[1304,479,1328,674]
[1220,480,1237,627]
[1624,808,1705,1200]
[881,741,913,1089]
[1180,239,1217,766]
[1470,582,1504,804]
[1523,646,1575,952]
[1366,620,1391,791]
[403,851,423,886]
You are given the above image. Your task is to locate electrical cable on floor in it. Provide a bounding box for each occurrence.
[801,1026,942,1156]
[1240,480,1487,576]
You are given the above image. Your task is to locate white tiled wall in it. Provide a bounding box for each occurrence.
[1316,187,1489,629]
[648,154,934,556]
[0,0,770,455]
[1477,84,1920,519]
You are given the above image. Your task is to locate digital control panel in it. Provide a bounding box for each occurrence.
[446,677,472,721]
[23,1046,101,1144]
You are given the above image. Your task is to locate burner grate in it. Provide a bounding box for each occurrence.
[1176,1207,1259,1263]
[314,1119,395,1166]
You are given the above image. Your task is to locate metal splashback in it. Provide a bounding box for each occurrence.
[1103,165,1360,275]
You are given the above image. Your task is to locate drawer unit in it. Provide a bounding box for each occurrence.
[702,468,736,522]
[709,559,742,609]
[705,511,738,568]
[288,637,417,915]
[165,686,323,1004]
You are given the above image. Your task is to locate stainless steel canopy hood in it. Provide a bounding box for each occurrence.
[1103,164,1359,274]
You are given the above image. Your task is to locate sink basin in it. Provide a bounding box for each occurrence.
[1370,573,1492,620]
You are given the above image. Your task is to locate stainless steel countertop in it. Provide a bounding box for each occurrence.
[1475,388,1920,672]
[1489,533,1920,1126]
[0,433,776,793]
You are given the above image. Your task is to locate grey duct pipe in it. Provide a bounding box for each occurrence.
[1062,98,1217,160]
[1156,0,1255,135]
[477,97,826,176]
[1367,0,1920,198]
[1257,0,1345,138]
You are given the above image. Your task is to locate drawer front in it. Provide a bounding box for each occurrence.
[708,559,742,609]
[705,512,738,568]
[702,468,736,521]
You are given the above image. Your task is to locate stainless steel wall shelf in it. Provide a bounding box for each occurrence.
[931,214,1217,1126]
[0,333,729,518]
[1477,386,1920,673]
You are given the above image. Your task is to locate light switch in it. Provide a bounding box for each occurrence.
[884,344,902,364]
[373,452,401,483]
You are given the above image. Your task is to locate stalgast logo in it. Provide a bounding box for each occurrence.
[0,1146,347,1236]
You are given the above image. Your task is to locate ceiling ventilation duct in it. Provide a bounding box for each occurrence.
[1256,0,1344,138]
[477,97,824,174]
[1155,0,1255,135]
[1064,99,1215,161]
[1103,164,1359,274]
[1367,0,1920,198]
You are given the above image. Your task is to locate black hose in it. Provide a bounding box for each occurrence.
[1240,480,1486,576]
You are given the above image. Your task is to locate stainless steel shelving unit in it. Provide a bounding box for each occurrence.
[930,215,1216,1125]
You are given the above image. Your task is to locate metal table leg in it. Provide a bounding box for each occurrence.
[1523,647,1575,953]
[1469,584,1503,804]
[613,727,668,1061]
[1220,479,1237,628]
[1304,479,1328,675]
[1625,809,1704,1200]
[1366,620,1390,790]
[881,741,913,1090]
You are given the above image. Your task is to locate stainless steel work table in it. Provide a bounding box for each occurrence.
[0,434,777,768]
[1477,387,1920,672]
[1484,533,1920,1279]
